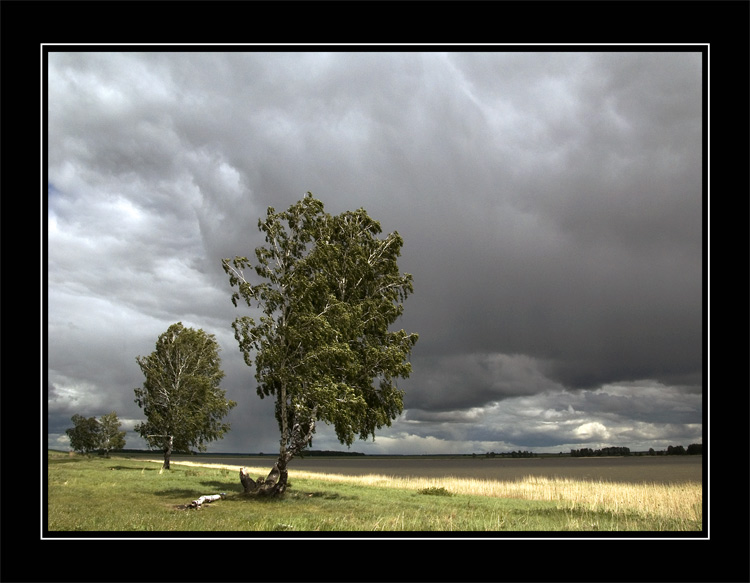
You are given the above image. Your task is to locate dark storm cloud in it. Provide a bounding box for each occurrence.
[46,49,704,454]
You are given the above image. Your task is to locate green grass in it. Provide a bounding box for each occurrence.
[46,452,702,532]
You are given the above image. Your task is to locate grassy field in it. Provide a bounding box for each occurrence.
[46,451,702,533]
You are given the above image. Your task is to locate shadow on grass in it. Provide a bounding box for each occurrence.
[224,494,286,505]
[48,457,92,465]
[286,489,358,501]
[221,490,316,504]
[199,480,243,492]
[154,488,203,498]
[106,465,160,471]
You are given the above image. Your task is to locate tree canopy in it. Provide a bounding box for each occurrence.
[65,411,126,456]
[98,411,126,456]
[223,192,418,494]
[133,322,236,469]
[66,414,103,455]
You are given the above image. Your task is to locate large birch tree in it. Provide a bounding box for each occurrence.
[223,193,418,496]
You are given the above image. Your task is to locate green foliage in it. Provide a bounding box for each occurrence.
[418,486,454,496]
[65,412,127,456]
[223,193,418,463]
[685,443,703,455]
[98,411,126,456]
[133,323,237,459]
[65,414,102,454]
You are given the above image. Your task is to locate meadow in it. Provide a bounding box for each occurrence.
[178,452,703,483]
[46,451,702,533]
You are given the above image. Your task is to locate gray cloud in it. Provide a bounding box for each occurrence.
[46,49,704,454]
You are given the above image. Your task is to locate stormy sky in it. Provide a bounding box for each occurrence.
[45,49,704,456]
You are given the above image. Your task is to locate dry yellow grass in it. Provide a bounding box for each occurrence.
[155,460,701,523]
[288,471,701,522]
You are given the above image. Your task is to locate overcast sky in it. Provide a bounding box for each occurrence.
[45,48,704,456]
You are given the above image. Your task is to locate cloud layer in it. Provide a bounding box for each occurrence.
[46,50,704,455]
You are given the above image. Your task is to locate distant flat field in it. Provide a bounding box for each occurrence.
[163,454,703,484]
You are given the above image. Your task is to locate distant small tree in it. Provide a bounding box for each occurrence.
[98,411,126,457]
[66,414,101,454]
[134,322,236,469]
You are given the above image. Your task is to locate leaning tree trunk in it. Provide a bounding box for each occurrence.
[239,418,314,497]
[240,457,289,497]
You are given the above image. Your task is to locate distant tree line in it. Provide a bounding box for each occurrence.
[648,444,703,456]
[570,446,631,457]
[473,451,537,459]
[298,450,366,457]
[570,444,703,457]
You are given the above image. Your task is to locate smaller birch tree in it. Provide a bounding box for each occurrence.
[134,322,236,469]
[98,411,126,457]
